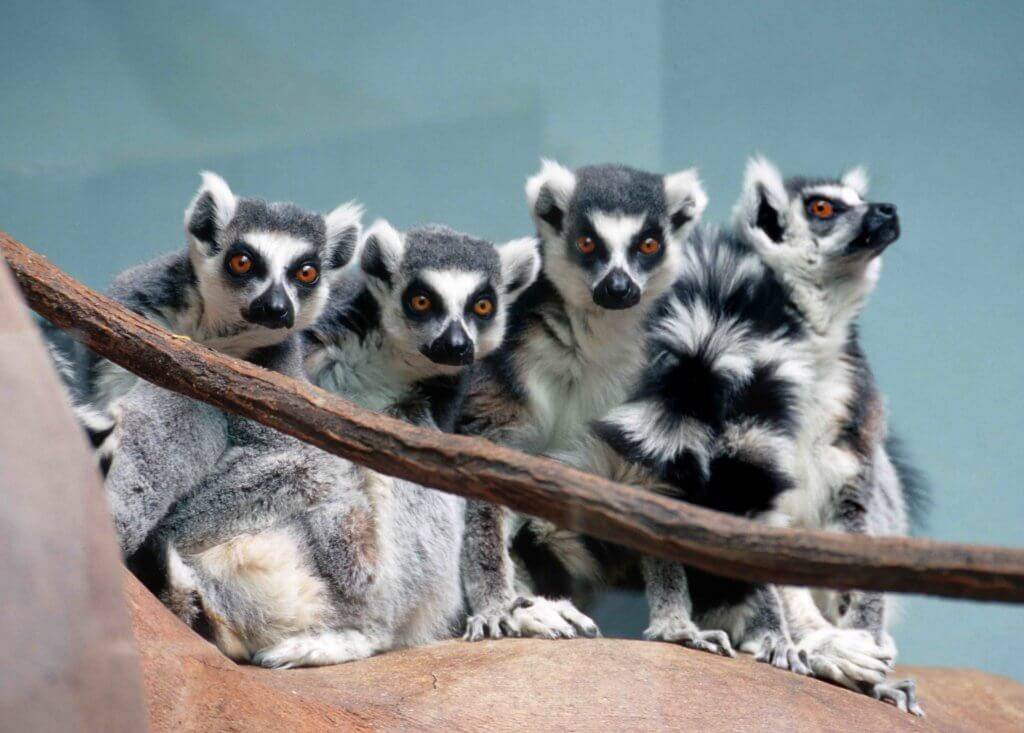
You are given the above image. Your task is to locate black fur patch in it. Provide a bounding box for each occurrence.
[187,192,220,250]
[755,187,785,243]
[669,209,692,232]
[360,235,392,286]
[534,185,564,232]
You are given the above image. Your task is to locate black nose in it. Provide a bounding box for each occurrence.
[425,321,474,366]
[593,268,641,310]
[246,285,295,329]
[874,203,897,218]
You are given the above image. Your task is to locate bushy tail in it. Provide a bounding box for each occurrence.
[886,432,931,533]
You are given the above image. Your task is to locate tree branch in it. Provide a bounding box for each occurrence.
[4,230,1023,603]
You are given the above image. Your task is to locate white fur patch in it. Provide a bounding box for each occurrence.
[589,211,645,272]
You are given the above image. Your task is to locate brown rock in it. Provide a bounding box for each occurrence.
[125,573,1024,732]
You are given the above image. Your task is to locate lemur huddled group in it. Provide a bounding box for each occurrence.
[47,157,925,715]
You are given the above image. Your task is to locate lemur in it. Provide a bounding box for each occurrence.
[99,172,362,556]
[156,224,543,668]
[733,158,924,714]
[456,160,708,641]
[304,221,541,431]
[521,158,923,713]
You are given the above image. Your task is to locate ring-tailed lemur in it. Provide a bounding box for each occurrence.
[524,158,923,713]
[101,173,362,556]
[157,224,543,668]
[456,160,707,641]
[733,157,924,714]
[304,221,541,430]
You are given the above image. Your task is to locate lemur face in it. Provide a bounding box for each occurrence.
[526,160,707,311]
[361,222,541,373]
[184,172,362,346]
[735,157,900,291]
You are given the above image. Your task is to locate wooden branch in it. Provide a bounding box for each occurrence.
[4,230,1024,603]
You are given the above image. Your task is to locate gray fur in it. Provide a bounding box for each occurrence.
[97,174,361,556]
[157,221,541,668]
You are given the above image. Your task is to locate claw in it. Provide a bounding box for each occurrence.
[873,678,925,717]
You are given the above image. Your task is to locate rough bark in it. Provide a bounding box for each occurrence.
[4,231,1024,602]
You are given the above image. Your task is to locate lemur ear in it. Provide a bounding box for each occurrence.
[734,156,789,245]
[359,219,405,287]
[184,171,237,255]
[525,159,576,236]
[663,168,708,235]
[497,237,542,303]
[323,201,364,272]
[841,166,870,197]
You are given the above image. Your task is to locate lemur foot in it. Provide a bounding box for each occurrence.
[252,630,375,669]
[644,617,735,657]
[872,678,924,717]
[799,628,893,689]
[463,597,599,641]
[755,633,811,675]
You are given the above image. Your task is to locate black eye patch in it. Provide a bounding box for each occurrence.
[566,223,609,271]
[466,284,498,322]
[223,242,267,284]
[631,224,667,271]
[401,279,446,322]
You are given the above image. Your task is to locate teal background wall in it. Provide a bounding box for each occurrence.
[2,1,1021,681]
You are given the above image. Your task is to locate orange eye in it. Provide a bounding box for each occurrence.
[410,294,431,312]
[576,236,596,255]
[228,253,252,275]
[809,199,835,219]
[294,264,319,284]
[639,237,661,255]
[473,298,494,317]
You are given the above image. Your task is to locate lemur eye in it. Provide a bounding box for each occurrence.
[294,264,319,285]
[808,199,835,220]
[576,236,596,255]
[472,298,494,318]
[228,253,253,275]
[638,237,661,255]
[410,294,432,312]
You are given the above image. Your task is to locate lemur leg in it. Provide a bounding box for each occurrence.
[743,586,810,675]
[104,382,227,555]
[873,678,925,717]
[781,586,891,690]
[831,491,893,653]
[461,500,598,641]
[642,557,734,657]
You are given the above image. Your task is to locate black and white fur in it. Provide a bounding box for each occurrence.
[530,158,921,713]
[101,173,362,556]
[158,224,543,669]
[305,221,541,430]
[735,158,923,714]
[457,160,707,641]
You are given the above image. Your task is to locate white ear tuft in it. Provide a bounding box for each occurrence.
[733,156,789,244]
[184,171,237,253]
[359,219,405,285]
[663,167,708,233]
[497,237,542,303]
[324,201,364,271]
[525,158,576,235]
[841,166,870,197]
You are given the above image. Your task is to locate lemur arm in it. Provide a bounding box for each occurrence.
[104,381,227,556]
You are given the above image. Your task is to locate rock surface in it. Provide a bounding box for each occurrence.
[124,573,1024,732]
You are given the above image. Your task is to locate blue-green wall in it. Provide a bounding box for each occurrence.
[2,1,1020,681]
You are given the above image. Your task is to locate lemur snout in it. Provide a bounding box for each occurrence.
[593,267,641,309]
[426,321,474,366]
[856,202,900,252]
[247,285,295,329]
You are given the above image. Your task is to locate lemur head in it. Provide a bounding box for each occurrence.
[733,157,900,332]
[525,160,707,312]
[360,222,541,373]
[184,172,362,349]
